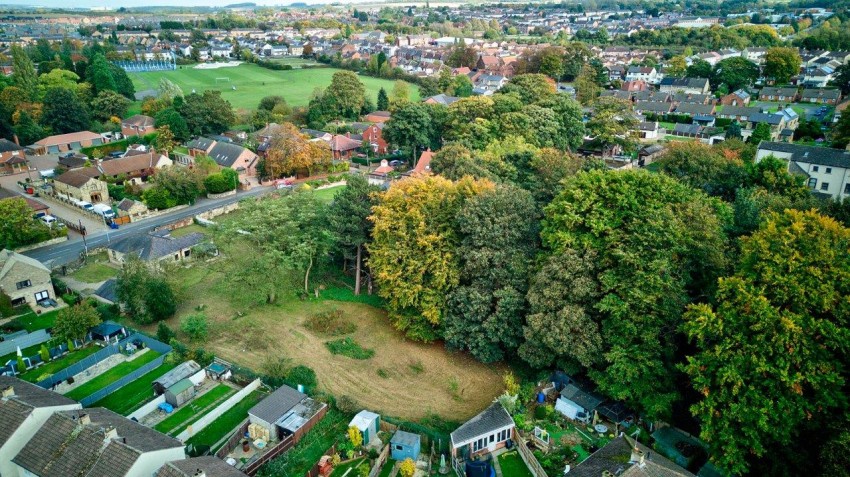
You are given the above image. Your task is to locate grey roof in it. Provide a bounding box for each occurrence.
[450,402,514,446]
[391,430,420,447]
[0,376,78,448]
[801,88,841,100]
[672,93,713,104]
[719,105,760,118]
[249,384,306,424]
[425,93,460,105]
[0,138,24,153]
[13,408,182,477]
[157,456,249,477]
[758,141,850,168]
[154,360,202,390]
[750,112,783,125]
[673,123,703,135]
[633,91,669,102]
[208,142,252,168]
[186,137,216,151]
[660,77,709,90]
[635,101,672,113]
[569,436,695,477]
[560,383,604,411]
[600,90,632,100]
[674,103,715,115]
[109,231,206,261]
[759,86,798,98]
[94,279,118,303]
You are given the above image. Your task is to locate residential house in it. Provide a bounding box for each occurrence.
[567,435,695,477]
[156,456,249,477]
[53,170,109,203]
[450,402,515,461]
[0,377,81,477]
[116,198,148,220]
[329,134,362,161]
[57,153,89,170]
[672,123,703,137]
[758,87,798,102]
[556,382,604,421]
[659,77,710,94]
[671,92,713,105]
[600,90,632,101]
[742,47,768,64]
[803,66,835,87]
[720,89,751,106]
[607,65,626,82]
[424,94,460,106]
[121,114,156,137]
[247,384,327,443]
[0,188,49,216]
[632,91,670,102]
[0,139,26,175]
[621,80,648,92]
[368,159,395,186]
[89,151,173,184]
[350,410,381,447]
[756,141,850,199]
[108,230,206,264]
[208,141,258,179]
[364,111,391,123]
[717,105,762,122]
[800,88,841,104]
[637,122,660,140]
[359,123,388,155]
[634,101,672,115]
[12,408,185,477]
[186,137,217,157]
[409,149,434,176]
[30,131,104,155]
[625,66,658,84]
[674,103,716,117]
[473,75,507,95]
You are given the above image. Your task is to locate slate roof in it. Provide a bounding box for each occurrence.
[800,88,840,100]
[94,278,118,303]
[13,408,182,477]
[55,169,98,188]
[157,456,249,477]
[600,90,632,100]
[569,436,695,477]
[58,154,89,169]
[450,402,514,446]
[249,384,306,424]
[659,77,709,90]
[750,112,784,125]
[718,106,760,118]
[758,141,850,168]
[560,383,604,411]
[673,123,703,135]
[0,376,78,448]
[635,101,672,113]
[0,138,24,153]
[424,93,460,105]
[208,142,253,168]
[186,137,216,151]
[0,249,50,283]
[759,86,798,98]
[674,103,715,115]
[109,231,206,261]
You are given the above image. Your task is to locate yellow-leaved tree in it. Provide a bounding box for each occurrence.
[348,425,363,448]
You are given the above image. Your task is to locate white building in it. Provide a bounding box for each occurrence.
[756,141,850,199]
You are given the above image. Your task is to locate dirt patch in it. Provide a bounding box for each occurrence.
[165,267,506,421]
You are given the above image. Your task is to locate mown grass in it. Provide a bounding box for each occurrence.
[19,345,100,383]
[64,350,161,400]
[91,361,179,415]
[70,262,119,283]
[498,450,534,477]
[7,309,61,332]
[325,337,374,360]
[155,384,236,435]
[185,389,265,451]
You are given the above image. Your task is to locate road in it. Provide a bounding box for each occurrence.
[24,185,272,268]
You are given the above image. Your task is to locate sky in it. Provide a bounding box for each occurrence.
[1,0,374,7]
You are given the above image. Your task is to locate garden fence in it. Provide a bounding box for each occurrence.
[177,379,262,441]
[244,434,295,476]
[0,329,50,357]
[35,341,120,388]
[367,444,391,477]
[514,428,549,477]
[80,353,168,406]
[215,419,251,459]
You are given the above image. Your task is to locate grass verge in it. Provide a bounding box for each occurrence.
[64,350,161,400]
[377,458,396,477]
[325,337,374,360]
[91,361,179,415]
[185,389,265,451]
[155,384,236,434]
[8,309,61,332]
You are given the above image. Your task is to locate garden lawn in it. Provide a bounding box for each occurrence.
[185,389,265,451]
[311,185,345,204]
[64,350,161,400]
[18,345,100,383]
[330,458,366,477]
[10,309,61,332]
[377,459,396,477]
[129,64,418,111]
[498,450,534,477]
[155,384,236,434]
[70,262,119,283]
[90,361,179,415]
[258,408,350,477]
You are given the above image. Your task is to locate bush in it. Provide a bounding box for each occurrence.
[335,394,360,413]
[39,344,50,362]
[142,186,178,210]
[180,313,208,341]
[303,309,356,336]
[61,292,79,305]
[204,173,232,194]
[286,365,317,389]
[157,322,176,343]
[16,355,26,372]
[0,290,14,317]
[96,302,120,322]
[325,337,374,360]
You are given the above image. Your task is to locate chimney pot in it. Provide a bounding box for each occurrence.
[104,426,118,440]
[79,413,91,426]
[2,385,14,398]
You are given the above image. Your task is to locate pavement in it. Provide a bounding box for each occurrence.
[24,185,272,268]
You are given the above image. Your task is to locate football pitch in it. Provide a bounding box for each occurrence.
[129,63,419,111]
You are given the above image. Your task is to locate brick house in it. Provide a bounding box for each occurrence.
[329,134,362,160]
[207,141,258,179]
[0,139,26,175]
[364,111,391,123]
[30,131,104,155]
[121,115,156,137]
[720,89,751,107]
[360,123,388,155]
[800,88,841,105]
[0,249,55,307]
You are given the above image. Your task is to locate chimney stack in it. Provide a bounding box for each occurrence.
[193,470,207,477]
[79,413,91,426]
[104,426,118,440]
[2,385,14,398]
[630,446,645,467]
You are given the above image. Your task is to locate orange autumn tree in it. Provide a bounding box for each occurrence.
[263,122,331,179]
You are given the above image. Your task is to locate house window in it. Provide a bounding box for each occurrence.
[16,280,31,289]
[34,290,49,301]
[808,178,818,189]
[845,184,850,194]
[396,445,403,451]
[490,434,495,443]
[821,182,830,191]
[826,167,832,174]
[813,166,820,172]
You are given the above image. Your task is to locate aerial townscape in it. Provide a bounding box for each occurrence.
[1,1,850,477]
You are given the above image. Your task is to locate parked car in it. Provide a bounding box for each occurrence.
[79,202,94,212]
[40,215,57,227]
[108,151,124,159]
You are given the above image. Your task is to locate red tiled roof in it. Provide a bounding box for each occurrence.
[412,149,434,174]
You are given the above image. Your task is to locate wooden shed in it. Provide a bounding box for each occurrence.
[165,378,195,407]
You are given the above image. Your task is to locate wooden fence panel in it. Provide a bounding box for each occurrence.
[514,428,549,477]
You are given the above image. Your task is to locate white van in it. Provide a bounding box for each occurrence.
[40,215,57,227]
[92,203,115,219]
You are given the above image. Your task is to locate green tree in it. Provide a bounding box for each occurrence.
[831,104,850,148]
[13,111,46,146]
[383,102,434,163]
[446,43,478,68]
[156,321,176,343]
[683,210,850,475]
[368,175,494,340]
[86,53,117,94]
[686,58,713,79]
[323,71,366,120]
[107,63,135,98]
[158,78,184,101]
[144,277,177,322]
[452,75,473,97]
[90,90,130,121]
[444,185,538,362]
[327,174,381,295]
[499,74,556,104]
[11,45,38,100]
[179,90,235,135]
[180,313,208,341]
[712,57,760,92]
[376,87,389,111]
[53,301,101,342]
[41,87,90,134]
[657,141,746,201]
[37,68,80,96]
[574,63,601,105]
[149,165,200,205]
[666,55,687,77]
[431,143,505,181]
[586,97,637,155]
[154,108,190,141]
[0,198,51,248]
[764,47,802,84]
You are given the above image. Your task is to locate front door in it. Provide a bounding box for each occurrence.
[34,290,49,302]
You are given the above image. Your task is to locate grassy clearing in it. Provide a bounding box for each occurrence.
[91,361,179,415]
[304,309,356,337]
[18,345,100,383]
[498,450,534,477]
[155,384,236,434]
[64,350,161,400]
[325,337,375,360]
[259,408,350,477]
[330,457,367,477]
[311,185,345,204]
[185,389,265,451]
[129,64,418,111]
[70,262,119,283]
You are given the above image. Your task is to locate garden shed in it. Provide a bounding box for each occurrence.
[153,360,202,395]
[391,430,421,461]
[350,410,381,446]
[165,378,196,407]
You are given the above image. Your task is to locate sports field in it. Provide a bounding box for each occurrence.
[129,63,418,111]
